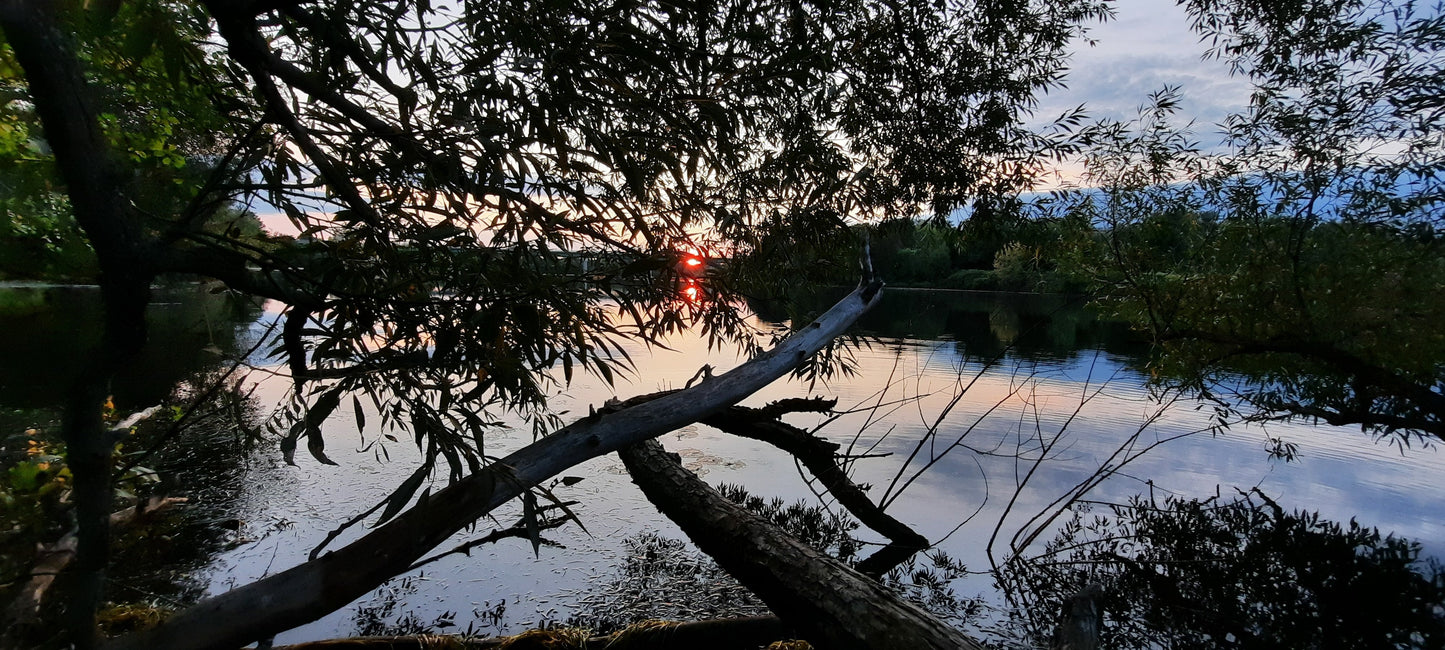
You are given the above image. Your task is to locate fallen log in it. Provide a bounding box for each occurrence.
[2,496,188,645]
[619,438,985,650]
[105,284,881,650]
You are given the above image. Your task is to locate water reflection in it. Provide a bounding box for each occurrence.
[6,286,1440,643]
[680,279,703,304]
[748,288,1148,363]
[0,284,260,415]
[190,288,1444,642]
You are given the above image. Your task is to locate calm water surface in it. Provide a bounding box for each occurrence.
[3,286,1441,641]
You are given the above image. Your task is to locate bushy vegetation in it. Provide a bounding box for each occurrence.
[997,490,1445,648]
[758,214,1093,294]
[1,370,261,645]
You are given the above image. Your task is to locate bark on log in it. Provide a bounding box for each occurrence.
[105,285,881,650]
[619,438,984,650]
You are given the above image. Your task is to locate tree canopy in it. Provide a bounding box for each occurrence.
[0,0,1111,647]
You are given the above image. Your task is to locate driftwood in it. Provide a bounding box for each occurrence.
[2,496,187,646]
[105,285,881,650]
[274,617,793,649]
[619,438,984,650]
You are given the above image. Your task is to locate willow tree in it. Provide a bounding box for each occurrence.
[1053,0,1445,447]
[0,0,1107,647]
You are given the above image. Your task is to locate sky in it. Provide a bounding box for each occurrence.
[1020,0,1256,188]
[1045,0,1253,135]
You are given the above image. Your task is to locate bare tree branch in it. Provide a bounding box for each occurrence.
[700,403,929,576]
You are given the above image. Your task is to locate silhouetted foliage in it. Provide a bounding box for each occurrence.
[998,490,1445,649]
[1048,0,1445,444]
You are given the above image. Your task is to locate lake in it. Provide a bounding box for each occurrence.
[3,284,1442,642]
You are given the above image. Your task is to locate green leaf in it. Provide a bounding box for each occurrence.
[7,461,43,492]
[284,388,345,466]
[121,21,159,62]
[281,420,303,466]
[307,432,338,466]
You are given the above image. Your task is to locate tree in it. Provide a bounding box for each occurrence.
[0,0,244,281]
[0,0,1110,647]
[1053,0,1445,446]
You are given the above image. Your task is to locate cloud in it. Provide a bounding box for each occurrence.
[1037,0,1253,140]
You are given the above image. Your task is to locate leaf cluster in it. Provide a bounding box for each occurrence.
[0,428,162,599]
[998,490,1445,649]
[0,0,251,279]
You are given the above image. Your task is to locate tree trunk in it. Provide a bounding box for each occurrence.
[105,285,880,650]
[1051,583,1102,650]
[0,4,156,647]
[619,438,985,650]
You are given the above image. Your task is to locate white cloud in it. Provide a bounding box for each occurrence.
[1039,0,1252,140]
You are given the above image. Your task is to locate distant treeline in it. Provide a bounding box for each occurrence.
[738,204,1098,294]
[856,209,1091,293]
